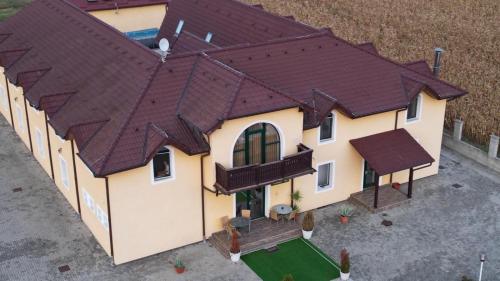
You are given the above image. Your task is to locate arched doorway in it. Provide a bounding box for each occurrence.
[233,123,281,219]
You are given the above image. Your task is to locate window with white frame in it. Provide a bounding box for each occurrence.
[317,161,335,192]
[35,128,45,158]
[82,189,108,231]
[0,85,7,110]
[95,205,109,231]
[406,94,422,122]
[152,147,174,182]
[15,103,24,131]
[59,156,69,189]
[319,112,336,142]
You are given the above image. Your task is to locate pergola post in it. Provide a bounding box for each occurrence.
[373,174,379,209]
[408,168,414,198]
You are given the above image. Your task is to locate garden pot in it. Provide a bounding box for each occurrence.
[175,267,185,274]
[230,251,241,262]
[392,182,401,190]
[340,272,350,280]
[340,215,349,224]
[302,229,313,240]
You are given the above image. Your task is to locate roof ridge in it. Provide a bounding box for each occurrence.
[71,119,109,152]
[96,61,163,176]
[57,0,158,60]
[404,59,428,66]
[223,76,245,120]
[175,54,203,115]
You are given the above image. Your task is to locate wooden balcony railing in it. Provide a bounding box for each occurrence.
[214,144,315,194]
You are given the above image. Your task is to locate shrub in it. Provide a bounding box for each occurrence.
[302,211,314,231]
[230,231,240,254]
[340,249,350,273]
[282,274,295,281]
[339,207,353,217]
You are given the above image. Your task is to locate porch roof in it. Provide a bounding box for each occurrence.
[350,129,435,176]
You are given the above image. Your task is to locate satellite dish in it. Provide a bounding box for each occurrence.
[159,38,170,52]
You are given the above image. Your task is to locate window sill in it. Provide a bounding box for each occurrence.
[152,176,175,185]
[318,138,336,145]
[315,186,333,193]
[405,118,420,125]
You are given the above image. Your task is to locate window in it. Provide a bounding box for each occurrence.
[0,85,7,110]
[152,147,173,182]
[15,103,24,131]
[317,162,335,192]
[35,128,45,158]
[95,206,109,231]
[59,156,69,189]
[319,112,335,142]
[83,189,95,213]
[406,94,422,122]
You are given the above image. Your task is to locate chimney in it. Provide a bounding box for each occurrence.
[433,47,444,77]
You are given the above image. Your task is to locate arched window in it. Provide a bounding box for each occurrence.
[233,123,280,167]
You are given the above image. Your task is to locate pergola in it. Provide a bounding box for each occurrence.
[350,129,435,209]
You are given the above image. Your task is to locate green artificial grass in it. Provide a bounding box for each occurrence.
[242,238,340,281]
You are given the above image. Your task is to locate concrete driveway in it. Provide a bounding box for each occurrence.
[1,113,499,281]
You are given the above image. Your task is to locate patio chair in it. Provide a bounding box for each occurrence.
[221,216,240,240]
[284,210,297,224]
[269,209,281,224]
[241,209,251,232]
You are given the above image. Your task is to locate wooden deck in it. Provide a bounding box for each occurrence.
[210,217,301,258]
[350,184,410,213]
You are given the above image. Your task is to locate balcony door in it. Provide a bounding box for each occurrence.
[363,160,378,189]
[233,123,280,219]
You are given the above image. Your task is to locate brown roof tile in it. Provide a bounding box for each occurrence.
[69,0,168,12]
[350,129,435,175]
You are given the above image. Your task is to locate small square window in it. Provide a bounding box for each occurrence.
[317,162,334,192]
[319,113,335,142]
[153,147,171,181]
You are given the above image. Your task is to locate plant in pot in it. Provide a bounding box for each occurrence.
[340,248,350,280]
[301,211,314,239]
[392,182,401,190]
[339,207,353,224]
[292,190,303,215]
[282,274,295,281]
[229,230,241,262]
[174,258,185,274]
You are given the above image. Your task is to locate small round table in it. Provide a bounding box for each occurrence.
[230,216,250,231]
[274,204,292,215]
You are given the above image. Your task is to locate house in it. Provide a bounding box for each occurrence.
[0,0,466,265]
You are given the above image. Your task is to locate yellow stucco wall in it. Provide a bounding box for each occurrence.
[89,5,167,32]
[26,105,52,176]
[0,68,12,125]
[108,146,203,265]
[7,83,31,150]
[203,108,304,235]
[74,147,111,256]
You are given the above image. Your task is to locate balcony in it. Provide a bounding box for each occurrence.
[214,144,315,194]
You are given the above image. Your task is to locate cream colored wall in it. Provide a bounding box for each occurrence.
[389,92,447,183]
[7,83,31,149]
[89,5,166,32]
[48,126,79,213]
[74,147,111,256]
[26,105,52,176]
[203,108,304,235]
[108,147,203,265]
[0,68,12,125]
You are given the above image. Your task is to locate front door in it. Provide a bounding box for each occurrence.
[236,187,266,219]
[363,160,378,189]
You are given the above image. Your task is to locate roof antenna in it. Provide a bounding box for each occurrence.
[433,47,444,77]
[159,38,170,63]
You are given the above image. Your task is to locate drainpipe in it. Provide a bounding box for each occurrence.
[390,108,407,184]
[105,177,115,260]
[44,112,54,179]
[4,76,14,126]
[200,135,211,241]
[432,48,444,77]
[23,97,33,153]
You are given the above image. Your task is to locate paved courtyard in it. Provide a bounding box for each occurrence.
[0,114,499,281]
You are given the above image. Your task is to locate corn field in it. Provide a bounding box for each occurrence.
[244,0,500,146]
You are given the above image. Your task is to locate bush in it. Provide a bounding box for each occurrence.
[302,211,314,231]
[230,231,240,254]
[340,249,350,273]
[282,274,294,281]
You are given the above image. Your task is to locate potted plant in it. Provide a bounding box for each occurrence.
[392,182,401,190]
[340,249,350,280]
[292,190,303,215]
[282,274,295,281]
[301,211,314,239]
[339,207,353,224]
[229,230,241,262]
[174,258,185,274]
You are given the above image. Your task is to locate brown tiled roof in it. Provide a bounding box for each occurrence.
[1,0,466,177]
[170,31,220,55]
[156,0,317,48]
[69,0,168,12]
[404,60,433,77]
[207,31,467,117]
[350,129,435,175]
